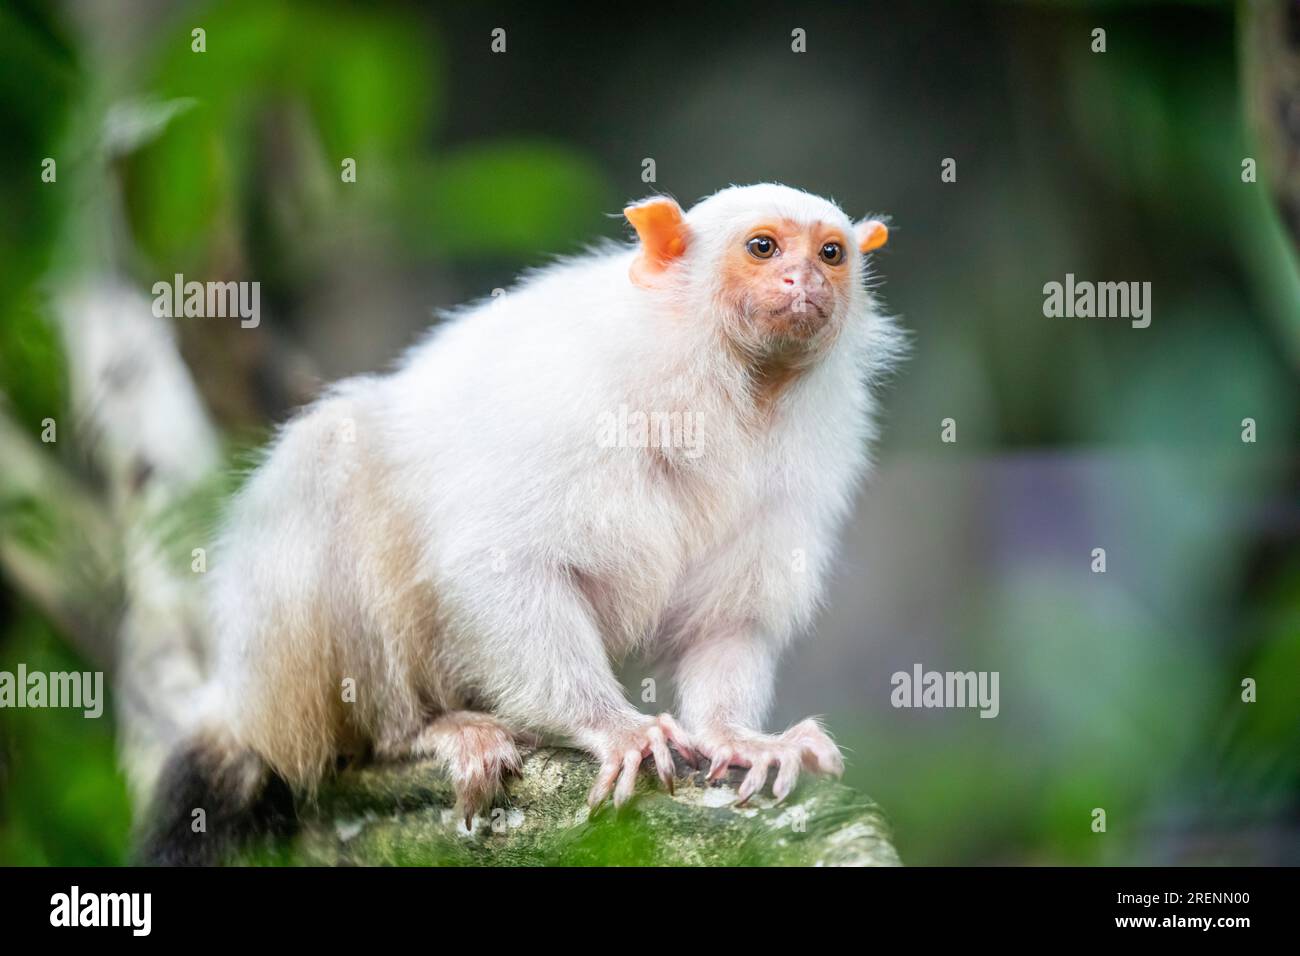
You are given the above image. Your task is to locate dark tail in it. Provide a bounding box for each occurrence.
[135,728,296,866]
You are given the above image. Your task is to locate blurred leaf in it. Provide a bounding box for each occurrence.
[403,142,615,258]
[0,295,67,441]
[102,96,198,157]
[124,0,437,271]
[0,610,131,865]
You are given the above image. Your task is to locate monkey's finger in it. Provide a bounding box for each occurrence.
[736,754,773,804]
[646,725,675,796]
[657,713,698,768]
[802,735,844,777]
[785,718,844,776]
[817,747,845,777]
[500,747,524,778]
[613,748,643,808]
[458,778,490,829]
[588,759,621,808]
[773,751,801,802]
[706,746,735,783]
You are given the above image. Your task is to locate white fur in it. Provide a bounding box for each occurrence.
[205,184,901,790]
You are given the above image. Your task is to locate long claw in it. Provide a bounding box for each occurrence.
[647,726,676,795]
[707,748,734,783]
[657,713,698,768]
[773,752,800,802]
[588,759,620,808]
[612,749,641,808]
[736,756,772,804]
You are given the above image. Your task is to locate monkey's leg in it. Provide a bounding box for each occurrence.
[675,630,843,803]
[379,711,523,826]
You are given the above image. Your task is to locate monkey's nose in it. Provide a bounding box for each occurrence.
[781,270,827,298]
[782,265,825,289]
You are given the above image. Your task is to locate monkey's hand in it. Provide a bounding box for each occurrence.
[582,713,696,809]
[696,718,844,804]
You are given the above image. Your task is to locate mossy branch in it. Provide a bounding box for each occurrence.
[283,747,900,867]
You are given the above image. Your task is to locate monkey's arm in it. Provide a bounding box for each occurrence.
[671,520,845,802]
[458,568,691,807]
[675,628,778,734]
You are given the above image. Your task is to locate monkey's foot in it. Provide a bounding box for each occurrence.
[585,713,696,809]
[696,717,844,803]
[410,711,523,826]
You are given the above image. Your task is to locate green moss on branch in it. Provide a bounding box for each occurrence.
[282,747,900,867]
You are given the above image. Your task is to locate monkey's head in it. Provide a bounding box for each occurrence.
[624,183,887,361]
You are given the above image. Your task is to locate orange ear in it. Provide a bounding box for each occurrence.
[625,197,689,286]
[855,219,889,254]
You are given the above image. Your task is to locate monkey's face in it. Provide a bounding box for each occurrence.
[623,185,888,360]
[719,219,855,343]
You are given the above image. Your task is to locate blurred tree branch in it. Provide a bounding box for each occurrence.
[288,748,900,867]
[0,402,119,666]
[58,280,226,805]
[1244,0,1300,258]
[0,277,224,808]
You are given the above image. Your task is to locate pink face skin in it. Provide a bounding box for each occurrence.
[623,195,882,369]
[718,218,856,348]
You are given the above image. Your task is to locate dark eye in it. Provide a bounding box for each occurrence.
[746,236,777,259]
[820,242,844,265]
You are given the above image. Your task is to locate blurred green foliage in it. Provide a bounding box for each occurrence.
[120,0,612,284]
[837,549,1300,866]
[0,1,74,435]
[0,608,131,865]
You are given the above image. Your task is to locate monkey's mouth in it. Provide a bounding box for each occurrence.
[759,301,830,337]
